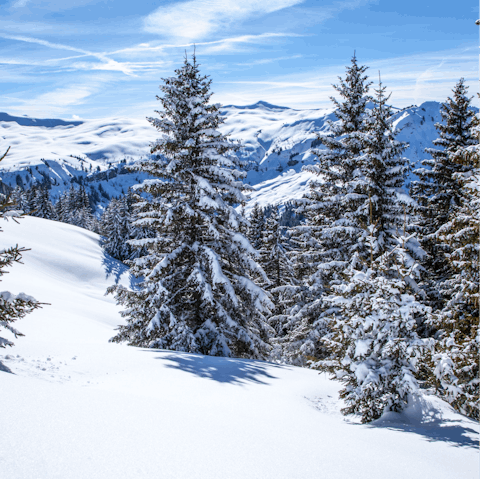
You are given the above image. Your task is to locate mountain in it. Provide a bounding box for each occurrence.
[0,101,448,211]
[1,216,478,479]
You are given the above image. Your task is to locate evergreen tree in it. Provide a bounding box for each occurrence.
[316,235,428,423]
[259,208,297,335]
[274,54,373,365]
[424,139,479,420]
[70,186,94,230]
[11,186,28,213]
[100,191,147,262]
[100,198,127,260]
[56,186,76,223]
[0,148,42,348]
[412,78,477,279]
[313,78,427,421]
[54,191,68,223]
[247,203,265,251]
[32,187,57,220]
[109,54,272,358]
[260,208,295,291]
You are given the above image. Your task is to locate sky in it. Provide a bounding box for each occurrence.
[0,0,478,119]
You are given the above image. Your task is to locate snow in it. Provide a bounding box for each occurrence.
[0,101,464,211]
[0,216,478,478]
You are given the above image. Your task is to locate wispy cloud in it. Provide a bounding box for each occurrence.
[111,33,305,58]
[5,84,98,116]
[0,33,136,76]
[143,0,305,40]
[11,0,29,8]
[213,46,479,109]
[236,54,303,67]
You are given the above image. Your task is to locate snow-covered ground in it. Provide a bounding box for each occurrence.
[1,216,478,479]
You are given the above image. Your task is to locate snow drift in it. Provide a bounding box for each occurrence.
[0,217,478,479]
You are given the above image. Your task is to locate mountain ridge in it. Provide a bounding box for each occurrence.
[0,100,462,211]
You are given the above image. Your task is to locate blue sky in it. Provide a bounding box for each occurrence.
[0,0,478,119]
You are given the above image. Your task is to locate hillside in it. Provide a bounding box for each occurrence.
[0,101,446,211]
[0,216,478,479]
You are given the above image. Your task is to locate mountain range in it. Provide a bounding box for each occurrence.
[0,100,447,211]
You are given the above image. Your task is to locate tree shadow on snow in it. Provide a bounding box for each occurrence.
[153,352,287,386]
[101,252,139,289]
[363,395,479,449]
[0,359,13,374]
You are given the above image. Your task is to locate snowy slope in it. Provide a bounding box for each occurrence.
[0,217,478,479]
[0,101,450,210]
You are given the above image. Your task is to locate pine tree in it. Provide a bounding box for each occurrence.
[11,187,28,213]
[109,54,273,358]
[316,235,428,423]
[425,138,479,420]
[313,78,428,421]
[32,187,57,220]
[274,54,373,365]
[258,208,297,335]
[247,203,265,251]
[412,78,477,279]
[56,186,76,223]
[100,198,127,260]
[100,191,144,262]
[70,186,94,230]
[0,148,42,348]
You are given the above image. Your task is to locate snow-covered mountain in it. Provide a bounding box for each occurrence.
[0,101,446,211]
[1,216,478,479]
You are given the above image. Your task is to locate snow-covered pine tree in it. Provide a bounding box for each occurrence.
[25,184,38,214]
[316,235,428,423]
[100,192,143,262]
[352,76,411,257]
[274,54,373,365]
[411,78,477,280]
[259,207,297,334]
[32,186,57,220]
[0,148,42,348]
[305,52,373,265]
[247,203,265,251]
[318,77,429,417]
[100,198,127,261]
[70,185,94,230]
[425,136,479,420]
[313,78,428,422]
[11,187,28,214]
[109,54,273,358]
[261,208,296,291]
[56,186,76,223]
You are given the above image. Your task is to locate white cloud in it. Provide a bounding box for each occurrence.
[33,86,94,107]
[0,34,136,76]
[144,0,305,40]
[5,84,98,117]
[11,0,29,8]
[213,46,479,109]
[111,33,304,59]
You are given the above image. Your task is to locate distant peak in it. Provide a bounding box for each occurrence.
[223,101,291,111]
[0,112,83,128]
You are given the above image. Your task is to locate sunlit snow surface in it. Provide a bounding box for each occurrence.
[0,217,478,479]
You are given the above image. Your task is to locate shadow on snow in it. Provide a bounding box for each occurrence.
[152,352,288,386]
[363,395,479,449]
[0,359,13,374]
[101,252,139,289]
